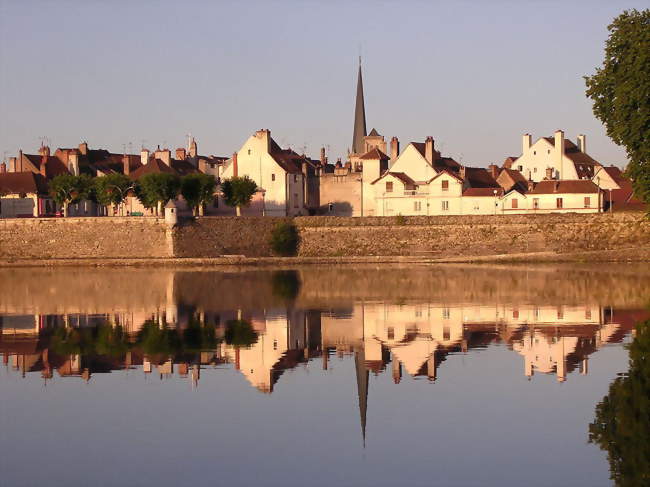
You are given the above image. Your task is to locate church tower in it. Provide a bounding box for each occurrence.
[352,58,367,156]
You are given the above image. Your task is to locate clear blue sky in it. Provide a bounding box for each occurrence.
[0,0,645,167]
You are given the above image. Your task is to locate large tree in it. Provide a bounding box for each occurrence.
[585,9,650,207]
[589,320,650,486]
[94,173,133,215]
[180,173,217,216]
[135,173,180,215]
[49,174,94,217]
[221,176,258,216]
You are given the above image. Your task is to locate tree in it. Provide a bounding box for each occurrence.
[589,319,650,486]
[269,221,300,256]
[224,319,258,348]
[221,176,257,216]
[49,174,94,217]
[94,173,133,215]
[585,9,650,207]
[180,173,216,216]
[135,173,180,215]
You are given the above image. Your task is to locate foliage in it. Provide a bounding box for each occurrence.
[94,173,133,207]
[182,315,218,353]
[224,319,258,348]
[180,173,216,213]
[395,214,406,226]
[585,9,650,206]
[269,221,300,256]
[49,174,94,206]
[271,270,302,301]
[135,320,182,356]
[221,176,257,214]
[50,324,130,357]
[135,173,180,210]
[589,320,650,486]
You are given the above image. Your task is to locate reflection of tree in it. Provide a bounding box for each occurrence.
[51,324,129,357]
[136,320,181,356]
[589,320,650,486]
[225,319,258,347]
[183,315,217,353]
[271,270,301,302]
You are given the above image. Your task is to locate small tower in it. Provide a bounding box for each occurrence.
[164,200,178,226]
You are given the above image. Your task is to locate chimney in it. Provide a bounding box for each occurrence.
[577,134,586,153]
[78,142,88,155]
[255,129,271,153]
[8,157,16,172]
[157,149,171,166]
[522,133,531,154]
[488,164,499,179]
[189,138,197,158]
[232,152,238,177]
[545,167,554,180]
[425,136,434,164]
[320,147,326,165]
[40,154,48,177]
[527,180,534,192]
[390,136,400,164]
[0,162,6,174]
[554,130,565,177]
[141,149,150,165]
[122,155,130,176]
[69,151,80,176]
[176,148,187,160]
[459,166,466,180]
[39,145,50,158]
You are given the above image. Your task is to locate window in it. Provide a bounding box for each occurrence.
[518,165,523,171]
[414,201,421,211]
[557,308,564,319]
[533,198,539,209]
[556,198,563,209]
[512,199,518,209]
[585,309,592,320]
[513,309,519,318]
[293,193,299,208]
[247,149,251,155]
[328,203,334,212]
[547,149,550,154]
[473,202,480,210]
[533,151,536,155]
[441,180,449,191]
[442,200,449,211]
[386,181,393,193]
[443,326,450,341]
[584,197,591,208]
[293,174,297,183]
[387,327,394,340]
[533,167,537,173]
[442,308,450,319]
[271,173,275,181]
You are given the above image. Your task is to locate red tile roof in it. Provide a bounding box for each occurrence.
[129,159,178,179]
[268,138,306,174]
[359,148,389,160]
[387,172,416,186]
[0,171,49,195]
[529,180,600,194]
[463,187,504,196]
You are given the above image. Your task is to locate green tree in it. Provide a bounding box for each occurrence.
[224,319,258,348]
[135,173,180,215]
[136,320,182,357]
[181,173,216,216]
[585,9,650,208]
[269,221,300,256]
[49,174,94,217]
[221,176,257,216]
[94,173,133,215]
[589,320,650,486]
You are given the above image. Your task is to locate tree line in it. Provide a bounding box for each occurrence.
[48,172,258,217]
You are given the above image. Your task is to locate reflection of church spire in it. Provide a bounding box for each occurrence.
[352,57,367,155]
[355,348,368,447]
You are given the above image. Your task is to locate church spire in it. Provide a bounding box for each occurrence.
[355,347,369,447]
[352,57,367,155]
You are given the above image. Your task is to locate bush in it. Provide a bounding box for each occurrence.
[395,214,406,226]
[269,221,300,256]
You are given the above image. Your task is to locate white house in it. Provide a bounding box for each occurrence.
[219,129,308,216]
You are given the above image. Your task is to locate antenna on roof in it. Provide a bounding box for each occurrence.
[186,133,192,151]
[141,139,147,150]
[38,136,47,148]
[128,142,133,154]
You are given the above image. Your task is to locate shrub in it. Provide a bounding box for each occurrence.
[395,214,406,226]
[269,221,300,256]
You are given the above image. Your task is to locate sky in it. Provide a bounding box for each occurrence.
[0,0,646,168]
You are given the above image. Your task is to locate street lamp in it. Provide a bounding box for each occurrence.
[493,189,498,216]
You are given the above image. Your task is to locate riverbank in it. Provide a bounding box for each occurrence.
[1,246,648,267]
[1,212,648,264]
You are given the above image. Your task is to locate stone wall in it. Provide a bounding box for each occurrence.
[1,212,648,261]
[0,217,170,259]
[295,213,650,257]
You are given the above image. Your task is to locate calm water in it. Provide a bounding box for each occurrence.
[1,264,648,487]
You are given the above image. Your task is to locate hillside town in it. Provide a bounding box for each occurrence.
[0,63,645,220]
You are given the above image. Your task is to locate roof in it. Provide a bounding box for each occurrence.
[462,187,504,197]
[497,168,528,193]
[268,138,307,174]
[427,169,463,184]
[597,166,645,208]
[0,171,49,195]
[359,148,389,160]
[129,159,178,179]
[529,180,600,194]
[386,172,416,186]
[541,137,601,178]
[367,128,381,137]
[21,154,69,179]
[464,167,501,189]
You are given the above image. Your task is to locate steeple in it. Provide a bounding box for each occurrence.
[352,57,367,155]
[355,348,368,447]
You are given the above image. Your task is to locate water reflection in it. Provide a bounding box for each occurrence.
[1,264,648,485]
